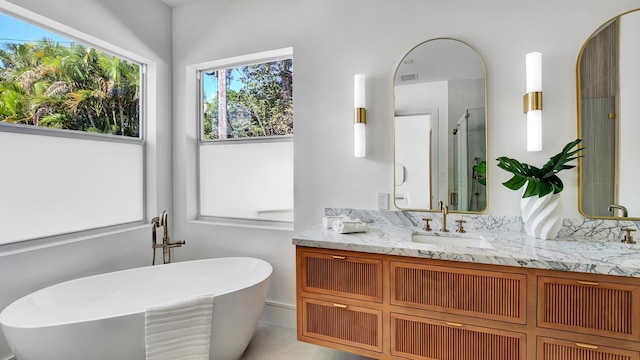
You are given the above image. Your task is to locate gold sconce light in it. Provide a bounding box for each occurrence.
[523,52,543,152]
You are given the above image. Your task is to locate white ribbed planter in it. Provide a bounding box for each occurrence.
[520,193,563,239]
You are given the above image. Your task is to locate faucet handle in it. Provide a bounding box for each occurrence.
[422,218,432,231]
[455,219,467,233]
[168,240,186,248]
[621,228,636,244]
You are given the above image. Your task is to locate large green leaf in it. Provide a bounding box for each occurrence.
[496,139,583,198]
[473,160,487,186]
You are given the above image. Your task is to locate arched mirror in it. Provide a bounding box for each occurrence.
[577,9,640,220]
[393,38,487,212]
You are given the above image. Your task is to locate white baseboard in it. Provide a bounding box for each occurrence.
[260,300,296,329]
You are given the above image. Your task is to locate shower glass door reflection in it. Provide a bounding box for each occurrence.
[451,108,486,212]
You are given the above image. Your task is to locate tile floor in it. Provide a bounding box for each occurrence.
[241,323,373,360]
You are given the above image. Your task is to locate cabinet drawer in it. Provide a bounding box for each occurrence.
[391,261,527,324]
[391,313,526,360]
[538,276,640,340]
[302,298,382,353]
[300,250,383,302]
[537,337,639,360]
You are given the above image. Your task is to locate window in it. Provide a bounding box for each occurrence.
[197,49,293,224]
[0,11,145,244]
[201,59,292,140]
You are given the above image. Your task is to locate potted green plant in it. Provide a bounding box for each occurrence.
[496,138,583,239]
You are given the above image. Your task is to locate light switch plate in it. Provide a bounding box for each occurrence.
[377,192,389,210]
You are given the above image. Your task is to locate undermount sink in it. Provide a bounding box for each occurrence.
[411,232,494,249]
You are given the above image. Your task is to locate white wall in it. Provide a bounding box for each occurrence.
[172,0,640,327]
[0,0,172,358]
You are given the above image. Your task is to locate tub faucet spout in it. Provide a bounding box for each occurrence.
[151,211,185,265]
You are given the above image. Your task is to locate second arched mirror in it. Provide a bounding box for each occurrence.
[393,38,487,212]
[577,9,640,220]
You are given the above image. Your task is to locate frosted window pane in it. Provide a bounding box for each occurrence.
[0,132,144,244]
[199,141,293,222]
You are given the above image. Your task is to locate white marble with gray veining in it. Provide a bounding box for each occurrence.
[293,209,640,278]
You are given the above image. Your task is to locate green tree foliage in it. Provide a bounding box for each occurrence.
[0,39,140,137]
[203,59,293,140]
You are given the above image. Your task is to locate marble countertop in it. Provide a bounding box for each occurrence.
[292,223,640,278]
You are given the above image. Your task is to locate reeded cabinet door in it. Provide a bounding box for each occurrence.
[538,337,640,360]
[538,276,640,340]
[302,298,383,353]
[300,250,383,302]
[391,261,527,324]
[391,313,526,360]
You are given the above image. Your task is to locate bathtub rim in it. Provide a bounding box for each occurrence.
[0,256,273,329]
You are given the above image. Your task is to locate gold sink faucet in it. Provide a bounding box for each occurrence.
[438,201,449,232]
[608,204,628,217]
[151,210,186,265]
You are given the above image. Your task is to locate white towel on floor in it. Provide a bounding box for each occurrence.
[145,294,214,360]
[332,219,368,234]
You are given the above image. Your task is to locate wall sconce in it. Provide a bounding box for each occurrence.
[524,52,543,152]
[354,74,366,158]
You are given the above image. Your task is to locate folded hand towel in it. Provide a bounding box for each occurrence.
[145,294,214,360]
[332,219,368,234]
[322,215,350,228]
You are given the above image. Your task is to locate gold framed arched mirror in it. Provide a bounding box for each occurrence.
[393,38,488,213]
[577,9,640,220]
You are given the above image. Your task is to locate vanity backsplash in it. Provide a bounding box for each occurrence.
[324,208,640,242]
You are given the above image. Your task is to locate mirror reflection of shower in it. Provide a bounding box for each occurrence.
[451,108,486,212]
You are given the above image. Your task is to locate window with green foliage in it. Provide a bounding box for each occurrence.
[200,58,292,140]
[197,51,294,224]
[0,11,145,244]
[0,12,142,137]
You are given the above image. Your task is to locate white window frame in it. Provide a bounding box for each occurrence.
[191,47,294,230]
[0,6,148,248]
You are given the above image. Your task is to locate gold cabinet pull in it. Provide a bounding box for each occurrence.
[575,342,599,350]
[576,280,599,286]
[445,322,464,327]
[333,303,348,308]
[331,255,346,260]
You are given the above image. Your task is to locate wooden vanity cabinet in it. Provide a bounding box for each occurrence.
[391,261,527,324]
[537,275,640,341]
[297,249,385,356]
[296,246,640,359]
[537,337,640,360]
[391,313,526,360]
[535,273,640,360]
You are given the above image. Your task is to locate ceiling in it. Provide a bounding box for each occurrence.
[160,0,195,7]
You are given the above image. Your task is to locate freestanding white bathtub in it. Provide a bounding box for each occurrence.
[0,257,272,360]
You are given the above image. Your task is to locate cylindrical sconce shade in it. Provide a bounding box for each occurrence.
[525,52,542,152]
[525,52,542,93]
[354,74,366,157]
[354,122,366,157]
[527,110,542,152]
[354,74,365,108]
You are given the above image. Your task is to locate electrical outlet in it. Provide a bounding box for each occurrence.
[377,192,389,210]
